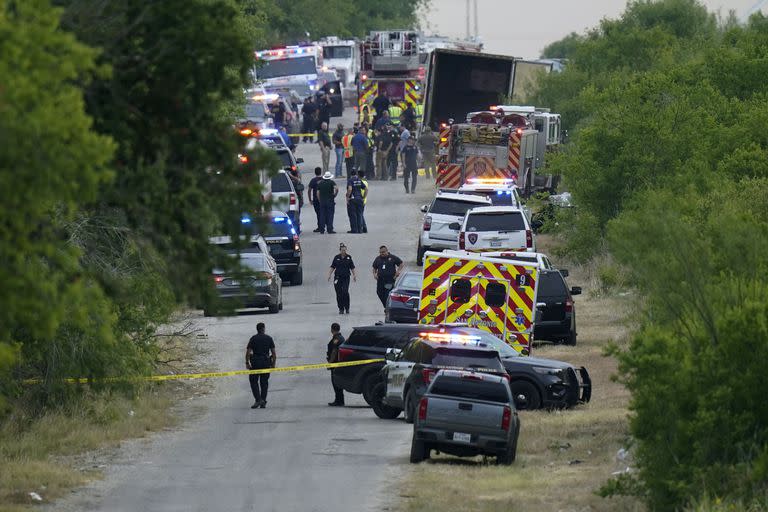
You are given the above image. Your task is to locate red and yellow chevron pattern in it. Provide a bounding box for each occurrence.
[358,80,377,111]
[404,80,422,107]
[507,130,521,174]
[437,163,462,188]
[418,253,538,354]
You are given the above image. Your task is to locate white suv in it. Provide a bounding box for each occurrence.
[458,181,531,221]
[417,192,491,265]
[457,206,535,253]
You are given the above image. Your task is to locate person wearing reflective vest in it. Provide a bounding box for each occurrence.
[388,104,402,126]
[414,103,424,126]
[341,128,355,178]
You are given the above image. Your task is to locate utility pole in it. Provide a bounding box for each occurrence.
[466,0,471,39]
[473,0,479,39]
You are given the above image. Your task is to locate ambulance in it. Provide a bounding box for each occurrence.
[417,250,542,355]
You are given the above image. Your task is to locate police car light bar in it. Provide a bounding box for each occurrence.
[255,46,314,59]
[419,332,481,344]
[467,178,515,185]
[252,93,279,102]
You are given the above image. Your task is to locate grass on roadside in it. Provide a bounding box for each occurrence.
[0,385,177,511]
[398,236,645,512]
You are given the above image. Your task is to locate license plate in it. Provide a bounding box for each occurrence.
[490,240,502,247]
[253,280,268,286]
[453,432,471,443]
[228,280,240,286]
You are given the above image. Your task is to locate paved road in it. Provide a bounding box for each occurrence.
[61,109,438,512]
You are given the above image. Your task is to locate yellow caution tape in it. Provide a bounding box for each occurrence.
[22,359,384,385]
[286,133,318,137]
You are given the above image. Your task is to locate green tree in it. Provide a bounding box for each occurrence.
[540,31,583,59]
[0,0,117,404]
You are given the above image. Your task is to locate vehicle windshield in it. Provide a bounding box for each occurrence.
[275,151,294,168]
[255,57,317,79]
[466,212,525,231]
[238,254,268,271]
[399,272,422,290]
[538,271,568,297]
[271,173,293,193]
[432,349,502,371]
[323,46,352,59]
[430,377,509,403]
[485,191,518,206]
[260,216,295,237]
[431,198,486,217]
[245,103,267,119]
[454,331,520,358]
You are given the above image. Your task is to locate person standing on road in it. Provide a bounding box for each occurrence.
[360,171,369,233]
[332,123,344,178]
[301,97,317,142]
[372,89,390,124]
[375,126,392,181]
[327,322,346,406]
[317,92,332,129]
[270,99,287,129]
[342,127,355,178]
[418,126,438,180]
[328,243,356,314]
[308,167,324,233]
[372,246,404,310]
[386,124,399,181]
[245,322,277,409]
[346,169,366,234]
[351,127,368,176]
[317,122,332,175]
[401,136,419,194]
[317,172,338,234]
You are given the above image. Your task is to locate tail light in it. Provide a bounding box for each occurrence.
[389,292,411,303]
[422,368,437,385]
[458,232,465,250]
[254,271,273,283]
[565,299,573,313]
[213,275,224,283]
[289,193,297,207]
[501,405,512,431]
[422,215,432,231]
[418,397,429,421]
[337,348,354,362]
[525,229,533,248]
[238,154,249,164]
[293,234,300,252]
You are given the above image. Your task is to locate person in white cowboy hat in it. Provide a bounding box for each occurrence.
[316,171,338,234]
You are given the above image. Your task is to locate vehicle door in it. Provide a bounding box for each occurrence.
[441,274,480,325]
[385,340,418,405]
[321,81,344,117]
[503,263,538,354]
[473,276,510,344]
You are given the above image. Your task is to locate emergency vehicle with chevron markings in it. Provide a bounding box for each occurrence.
[418,251,542,355]
[357,31,424,115]
[436,121,538,195]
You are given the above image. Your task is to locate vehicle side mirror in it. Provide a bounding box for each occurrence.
[420,204,428,213]
[570,286,582,296]
[296,158,304,164]
[448,222,461,230]
[559,269,569,277]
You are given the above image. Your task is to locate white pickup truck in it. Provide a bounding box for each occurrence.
[410,369,521,465]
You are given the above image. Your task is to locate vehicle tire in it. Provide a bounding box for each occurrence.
[370,381,402,419]
[497,438,517,465]
[509,380,542,410]
[268,301,279,314]
[279,300,283,311]
[564,331,576,346]
[290,268,303,286]
[203,309,213,317]
[361,374,381,406]
[410,436,427,463]
[416,242,426,267]
[404,389,416,424]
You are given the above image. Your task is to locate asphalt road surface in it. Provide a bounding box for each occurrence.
[59,109,438,512]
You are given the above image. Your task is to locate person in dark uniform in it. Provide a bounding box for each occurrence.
[372,245,404,310]
[245,322,277,409]
[308,167,324,233]
[328,243,357,314]
[327,323,346,406]
[346,170,367,234]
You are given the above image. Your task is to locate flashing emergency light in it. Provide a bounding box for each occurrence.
[496,190,513,195]
[238,154,249,164]
[239,128,254,136]
[273,216,286,223]
[419,332,481,344]
[468,178,515,185]
[241,215,252,224]
[252,93,279,102]
[259,128,279,137]
[329,88,335,94]
[489,105,498,110]
[361,73,368,81]
[516,128,523,135]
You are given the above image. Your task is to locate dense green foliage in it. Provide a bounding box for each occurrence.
[534,1,768,509]
[0,0,424,413]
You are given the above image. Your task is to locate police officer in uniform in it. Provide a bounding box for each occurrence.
[372,245,404,310]
[346,170,367,234]
[327,322,346,406]
[328,243,356,314]
[245,322,277,409]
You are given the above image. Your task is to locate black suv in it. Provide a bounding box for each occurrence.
[334,324,591,411]
[533,270,581,345]
[255,210,303,285]
[377,336,507,422]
